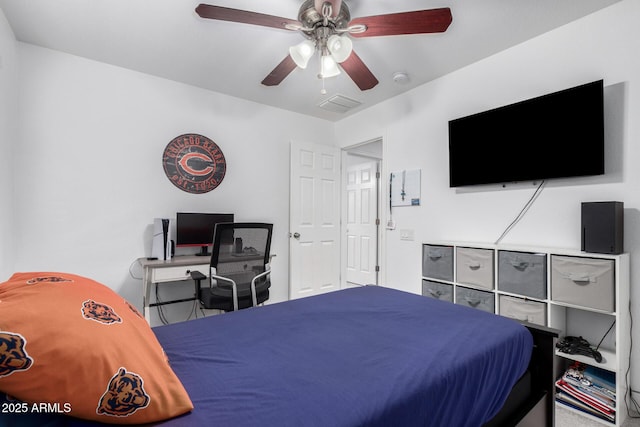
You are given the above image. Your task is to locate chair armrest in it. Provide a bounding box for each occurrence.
[190,271,207,281]
[210,274,239,311]
[250,268,271,307]
[251,269,270,283]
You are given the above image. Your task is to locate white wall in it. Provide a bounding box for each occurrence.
[0,9,16,280]
[336,0,640,388]
[13,43,334,324]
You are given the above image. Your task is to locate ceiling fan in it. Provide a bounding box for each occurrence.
[195,1,452,91]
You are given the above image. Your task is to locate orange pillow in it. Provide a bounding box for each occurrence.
[0,272,193,424]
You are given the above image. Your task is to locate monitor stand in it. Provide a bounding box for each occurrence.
[195,246,211,257]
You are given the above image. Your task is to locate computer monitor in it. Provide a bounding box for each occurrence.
[175,212,234,256]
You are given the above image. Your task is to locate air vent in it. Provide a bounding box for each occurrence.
[317,94,362,114]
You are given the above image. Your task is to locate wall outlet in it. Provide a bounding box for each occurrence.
[399,229,414,241]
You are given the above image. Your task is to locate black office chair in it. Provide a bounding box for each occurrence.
[191,223,273,312]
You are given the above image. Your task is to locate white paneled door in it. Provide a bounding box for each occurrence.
[345,160,379,287]
[289,141,341,299]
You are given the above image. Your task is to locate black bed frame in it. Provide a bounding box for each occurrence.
[484,322,559,427]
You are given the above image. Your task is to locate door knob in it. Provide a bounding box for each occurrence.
[293,232,301,239]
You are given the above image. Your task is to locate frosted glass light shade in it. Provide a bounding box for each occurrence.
[289,40,315,69]
[320,55,341,78]
[327,34,353,63]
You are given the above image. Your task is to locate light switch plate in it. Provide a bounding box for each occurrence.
[400,229,414,241]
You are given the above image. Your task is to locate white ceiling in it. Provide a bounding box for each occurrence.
[0,0,620,121]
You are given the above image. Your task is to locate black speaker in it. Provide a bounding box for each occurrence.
[581,201,623,254]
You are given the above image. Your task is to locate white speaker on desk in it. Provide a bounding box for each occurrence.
[151,218,173,260]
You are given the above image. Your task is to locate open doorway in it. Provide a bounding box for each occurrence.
[341,139,383,288]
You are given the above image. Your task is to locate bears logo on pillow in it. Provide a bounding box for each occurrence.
[97,368,150,417]
[0,331,33,377]
[0,272,193,424]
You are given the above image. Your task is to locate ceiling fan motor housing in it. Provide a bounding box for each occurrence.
[298,0,351,40]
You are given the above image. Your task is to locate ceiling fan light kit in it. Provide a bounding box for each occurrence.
[196,1,452,93]
[327,34,353,63]
[289,40,315,69]
[320,55,341,79]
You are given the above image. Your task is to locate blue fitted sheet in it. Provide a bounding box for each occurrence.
[4,286,532,427]
[152,285,533,427]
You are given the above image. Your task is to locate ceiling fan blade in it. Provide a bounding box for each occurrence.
[314,0,342,18]
[349,8,452,38]
[340,51,378,91]
[196,4,300,31]
[261,55,298,86]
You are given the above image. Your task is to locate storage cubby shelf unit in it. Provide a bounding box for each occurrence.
[421,242,630,426]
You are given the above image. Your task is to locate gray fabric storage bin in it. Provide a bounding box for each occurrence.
[551,255,615,312]
[422,280,454,303]
[422,244,454,281]
[499,295,546,326]
[455,286,494,314]
[456,247,494,290]
[498,251,547,299]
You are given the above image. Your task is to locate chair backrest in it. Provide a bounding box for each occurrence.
[209,223,273,285]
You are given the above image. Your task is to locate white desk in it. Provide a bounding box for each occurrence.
[139,255,210,323]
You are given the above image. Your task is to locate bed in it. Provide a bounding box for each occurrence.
[1,275,557,427]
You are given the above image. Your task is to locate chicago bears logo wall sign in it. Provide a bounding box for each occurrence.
[162,133,226,194]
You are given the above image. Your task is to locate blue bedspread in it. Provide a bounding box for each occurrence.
[3,286,532,427]
[153,286,532,427]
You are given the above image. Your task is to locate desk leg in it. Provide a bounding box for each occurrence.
[142,267,152,324]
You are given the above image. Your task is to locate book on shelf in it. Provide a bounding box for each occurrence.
[556,379,615,418]
[584,365,616,391]
[562,372,616,407]
[556,391,615,423]
[556,362,616,422]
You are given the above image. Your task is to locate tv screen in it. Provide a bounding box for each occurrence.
[176,212,234,255]
[448,80,604,187]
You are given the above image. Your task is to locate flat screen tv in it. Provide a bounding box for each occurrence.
[448,80,605,187]
[176,212,234,256]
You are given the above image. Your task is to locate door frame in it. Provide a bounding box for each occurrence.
[340,138,386,289]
